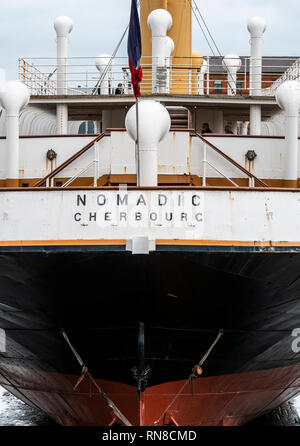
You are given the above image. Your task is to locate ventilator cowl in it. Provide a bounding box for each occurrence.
[125,100,171,187]
[247,16,266,38]
[95,54,112,73]
[0,81,30,115]
[147,9,172,36]
[54,16,73,37]
[276,80,300,116]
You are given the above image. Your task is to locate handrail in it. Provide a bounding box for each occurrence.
[195,133,269,188]
[34,133,106,187]
[20,55,296,97]
[62,160,96,188]
[202,160,239,187]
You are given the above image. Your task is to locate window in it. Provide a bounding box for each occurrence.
[213,81,222,93]
[237,81,242,93]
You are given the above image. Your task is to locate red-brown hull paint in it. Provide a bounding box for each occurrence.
[1,363,300,426]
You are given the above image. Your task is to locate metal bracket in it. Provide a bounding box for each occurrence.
[126,237,156,255]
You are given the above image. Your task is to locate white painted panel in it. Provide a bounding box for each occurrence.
[0,190,299,243]
[110,132,135,175]
[0,132,299,183]
[158,132,191,174]
[110,131,191,175]
[195,136,286,179]
[0,136,95,180]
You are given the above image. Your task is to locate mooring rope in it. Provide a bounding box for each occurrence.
[153,329,224,426]
[60,328,132,426]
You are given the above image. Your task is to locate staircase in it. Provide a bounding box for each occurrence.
[34,133,106,187]
[168,107,190,129]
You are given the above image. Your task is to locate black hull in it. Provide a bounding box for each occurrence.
[0,246,300,387]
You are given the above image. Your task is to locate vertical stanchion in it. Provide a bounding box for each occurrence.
[136,97,140,187]
[203,143,207,187]
[206,56,210,95]
[93,142,99,187]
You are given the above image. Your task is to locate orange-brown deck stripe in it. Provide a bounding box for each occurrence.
[0,239,300,247]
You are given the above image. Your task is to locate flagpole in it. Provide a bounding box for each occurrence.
[135,96,140,187]
[128,0,142,187]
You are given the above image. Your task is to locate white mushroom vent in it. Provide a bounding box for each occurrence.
[54,16,73,37]
[0,81,30,115]
[125,100,171,187]
[147,9,172,36]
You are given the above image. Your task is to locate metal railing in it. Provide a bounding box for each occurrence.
[19,56,298,97]
[62,141,100,187]
[261,58,300,96]
[34,131,269,189]
[196,133,268,188]
[18,58,56,95]
[35,133,106,187]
